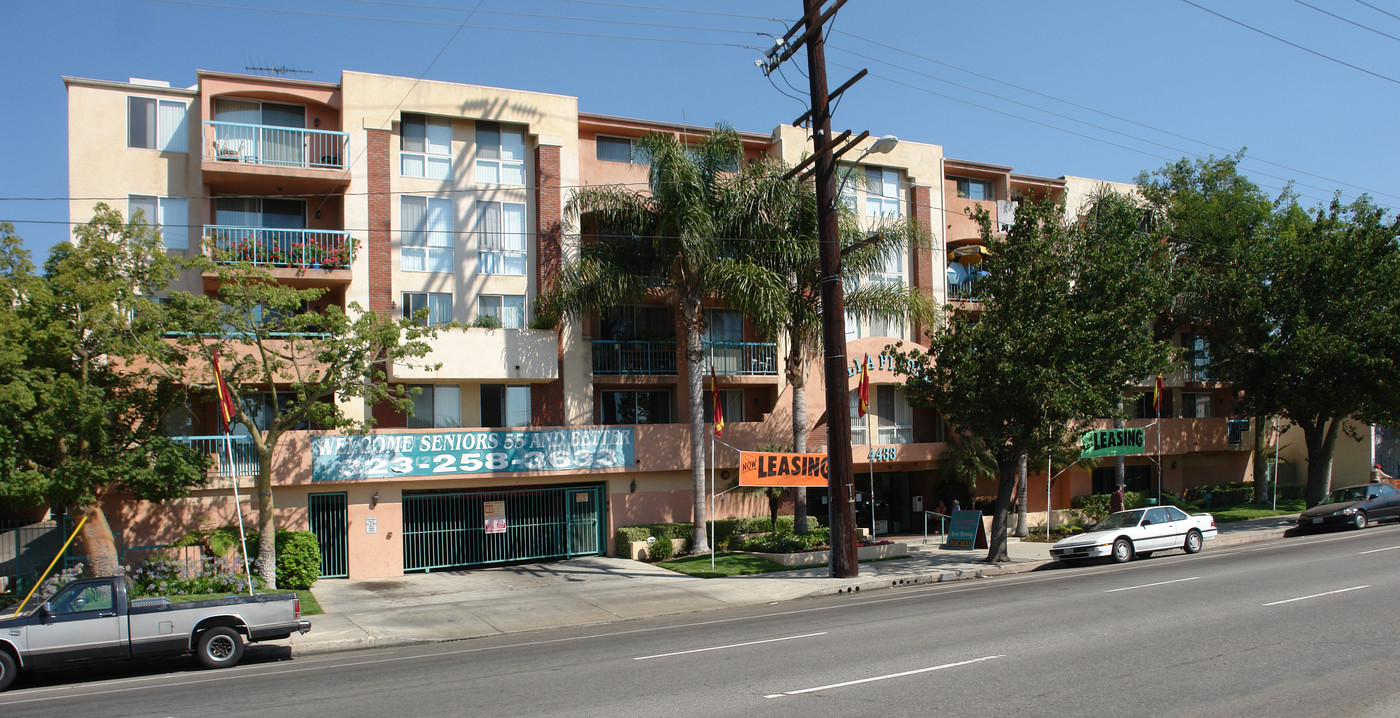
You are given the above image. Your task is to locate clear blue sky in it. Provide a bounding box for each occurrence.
[3,0,1396,258]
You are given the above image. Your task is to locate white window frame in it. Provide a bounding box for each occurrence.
[401,196,454,273]
[401,113,452,180]
[475,121,526,185]
[481,384,531,428]
[402,292,453,326]
[864,167,901,218]
[409,384,461,428]
[876,385,913,444]
[127,96,188,153]
[477,294,526,329]
[128,195,189,250]
[596,135,649,165]
[478,201,527,276]
[849,390,868,446]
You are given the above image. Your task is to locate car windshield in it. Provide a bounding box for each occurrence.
[1323,486,1369,504]
[1093,510,1145,531]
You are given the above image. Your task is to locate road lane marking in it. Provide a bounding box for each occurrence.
[1359,545,1400,554]
[1263,585,1369,606]
[764,655,1005,698]
[1105,576,1201,593]
[634,632,827,660]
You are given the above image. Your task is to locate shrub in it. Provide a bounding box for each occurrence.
[646,537,674,562]
[471,314,502,329]
[250,530,321,590]
[1276,483,1307,501]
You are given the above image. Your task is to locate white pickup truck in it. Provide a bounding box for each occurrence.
[0,576,310,691]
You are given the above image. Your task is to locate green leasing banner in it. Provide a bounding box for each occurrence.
[1079,427,1146,459]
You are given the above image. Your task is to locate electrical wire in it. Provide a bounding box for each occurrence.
[1291,0,1400,43]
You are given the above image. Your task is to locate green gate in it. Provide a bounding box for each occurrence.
[402,484,605,572]
[308,492,349,578]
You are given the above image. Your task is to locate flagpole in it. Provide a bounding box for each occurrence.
[710,422,716,572]
[223,431,255,596]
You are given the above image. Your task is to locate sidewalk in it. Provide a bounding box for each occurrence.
[284,515,1298,655]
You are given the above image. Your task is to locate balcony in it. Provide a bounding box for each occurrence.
[701,341,777,375]
[592,340,676,375]
[392,327,559,381]
[201,121,350,194]
[170,434,258,478]
[204,226,354,284]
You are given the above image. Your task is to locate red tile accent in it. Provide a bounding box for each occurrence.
[910,184,935,340]
[533,143,565,426]
[366,128,392,314]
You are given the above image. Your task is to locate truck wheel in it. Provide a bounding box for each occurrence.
[0,650,17,692]
[197,627,244,669]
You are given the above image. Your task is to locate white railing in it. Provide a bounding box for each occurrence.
[204,226,354,268]
[203,121,348,169]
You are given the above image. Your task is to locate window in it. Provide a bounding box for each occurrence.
[401,113,452,179]
[48,583,115,615]
[868,251,905,338]
[402,292,453,326]
[1132,390,1173,419]
[849,390,868,445]
[601,305,671,340]
[128,96,188,152]
[478,202,527,275]
[1182,332,1212,382]
[601,390,671,424]
[476,121,526,185]
[478,294,525,328]
[596,135,649,164]
[128,195,189,250]
[409,385,461,428]
[481,384,531,427]
[401,196,454,273]
[703,389,744,424]
[864,167,901,218]
[876,385,913,444]
[955,177,993,201]
[1180,393,1213,418]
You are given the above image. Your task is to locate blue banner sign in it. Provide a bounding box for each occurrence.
[311,428,635,482]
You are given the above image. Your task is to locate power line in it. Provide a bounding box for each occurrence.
[1352,0,1400,24]
[1292,0,1400,43]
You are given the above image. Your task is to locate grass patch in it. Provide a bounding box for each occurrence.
[659,553,791,578]
[1206,499,1305,523]
[168,588,323,615]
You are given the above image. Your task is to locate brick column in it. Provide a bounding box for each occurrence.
[909,184,935,341]
[531,142,565,426]
[366,127,406,427]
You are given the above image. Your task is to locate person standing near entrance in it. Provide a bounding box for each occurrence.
[951,499,961,513]
[1110,486,1125,514]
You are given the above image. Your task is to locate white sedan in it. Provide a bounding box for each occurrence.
[1051,506,1218,563]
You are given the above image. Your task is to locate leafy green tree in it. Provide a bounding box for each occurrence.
[151,253,440,587]
[893,193,1169,562]
[538,126,793,553]
[0,208,209,577]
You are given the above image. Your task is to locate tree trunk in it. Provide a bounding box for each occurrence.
[1114,414,1125,489]
[1302,418,1341,507]
[73,503,122,577]
[684,293,710,554]
[1252,414,1269,503]
[257,451,277,589]
[789,340,809,534]
[1015,453,1029,537]
[986,450,1017,563]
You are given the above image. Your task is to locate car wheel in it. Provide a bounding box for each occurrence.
[1111,538,1133,563]
[197,627,244,669]
[1352,511,1368,530]
[0,650,17,692]
[1184,529,1203,554]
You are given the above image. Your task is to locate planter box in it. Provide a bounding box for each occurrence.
[750,542,909,567]
[626,538,687,561]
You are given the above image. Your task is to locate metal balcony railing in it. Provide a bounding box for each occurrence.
[591,340,677,374]
[169,434,258,477]
[702,341,778,375]
[204,226,353,268]
[204,121,348,170]
[947,278,984,302]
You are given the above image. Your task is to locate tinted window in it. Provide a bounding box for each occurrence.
[1164,506,1189,521]
[1376,484,1399,497]
[1145,508,1170,524]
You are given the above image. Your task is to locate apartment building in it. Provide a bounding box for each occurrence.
[63,69,1374,580]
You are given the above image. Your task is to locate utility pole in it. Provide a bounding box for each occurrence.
[761,0,869,578]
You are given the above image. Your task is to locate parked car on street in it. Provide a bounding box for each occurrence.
[0,576,310,692]
[1296,482,1400,531]
[1051,506,1218,564]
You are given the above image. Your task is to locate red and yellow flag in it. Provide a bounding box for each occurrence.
[212,353,237,433]
[857,354,870,418]
[1153,374,1165,416]
[711,366,724,437]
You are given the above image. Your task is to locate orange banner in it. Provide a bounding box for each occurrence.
[738,451,829,487]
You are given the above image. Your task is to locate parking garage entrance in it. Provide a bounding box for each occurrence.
[401,484,606,572]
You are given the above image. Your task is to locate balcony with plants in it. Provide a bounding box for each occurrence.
[203,228,355,284]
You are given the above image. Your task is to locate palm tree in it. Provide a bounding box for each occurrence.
[538,126,787,553]
[730,163,934,532]
[942,432,998,500]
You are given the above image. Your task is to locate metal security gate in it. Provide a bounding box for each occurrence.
[402,485,605,572]
[308,493,349,578]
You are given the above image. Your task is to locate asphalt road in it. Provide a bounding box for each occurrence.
[4,523,1399,717]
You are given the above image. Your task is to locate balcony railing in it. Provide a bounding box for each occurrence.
[876,425,913,444]
[702,341,778,375]
[170,434,258,477]
[947,279,984,302]
[204,226,353,268]
[592,340,677,375]
[203,121,348,170]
